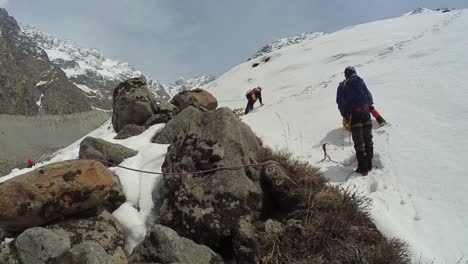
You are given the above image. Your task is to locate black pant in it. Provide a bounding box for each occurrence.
[351,110,373,171]
[245,99,255,114]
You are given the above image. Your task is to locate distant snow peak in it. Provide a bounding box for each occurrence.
[165,75,216,97]
[402,8,435,16]
[249,32,325,60]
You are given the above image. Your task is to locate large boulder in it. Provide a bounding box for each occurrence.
[114,124,146,139]
[0,160,113,232]
[170,88,218,111]
[130,225,223,264]
[79,136,138,165]
[15,227,71,264]
[159,107,264,250]
[112,77,158,133]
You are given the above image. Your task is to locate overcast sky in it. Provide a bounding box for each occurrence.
[3,0,468,82]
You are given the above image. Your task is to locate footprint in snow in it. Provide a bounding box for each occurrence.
[369,179,378,193]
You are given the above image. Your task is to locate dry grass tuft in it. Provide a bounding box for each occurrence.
[258,147,410,264]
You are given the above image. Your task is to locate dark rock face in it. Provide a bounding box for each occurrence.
[159,107,264,250]
[0,9,91,115]
[0,160,113,232]
[79,136,138,165]
[130,225,224,264]
[170,88,218,111]
[114,124,147,139]
[112,77,158,132]
[15,227,71,264]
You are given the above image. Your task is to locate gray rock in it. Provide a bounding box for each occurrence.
[0,240,19,264]
[79,136,138,166]
[264,219,283,235]
[114,124,146,139]
[156,101,179,119]
[112,77,158,132]
[46,210,125,258]
[160,107,263,249]
[130,225,223,264]
[262,163,299,211]
[143,114,170,127]
[170,89,218,111]
[233,220,260,263]
[58,241,114,264]
[15,227,70,264]
[152,106,203,144]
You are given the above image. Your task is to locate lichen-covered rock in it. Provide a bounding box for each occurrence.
[79,136,138,166]
[114,124,146,139]
[130,225,223,264]
[58,241,114,264]
[112,77,158,132]
[170,88,217,111]
[159,107,263,249]
[0,160,113,232]
[46,210,125,258]
[15,227,71,264]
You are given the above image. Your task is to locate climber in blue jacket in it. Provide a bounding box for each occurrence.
[336,66,374,176]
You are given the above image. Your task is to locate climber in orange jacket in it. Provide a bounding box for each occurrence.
[244,86,263,115]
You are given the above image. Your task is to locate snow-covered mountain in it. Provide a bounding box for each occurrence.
[248,32,325,60]
[21,25,171,108]
[205,9,468,263]
[402,8,435,16]
[164,75,216,97]
[22,25,216,107]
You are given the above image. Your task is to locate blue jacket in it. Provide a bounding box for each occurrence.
[336,74,374,117]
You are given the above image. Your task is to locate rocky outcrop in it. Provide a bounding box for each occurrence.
[79,136,138,165]
[114,124,147,139]
[170,88,218,111]
[261,163,300,211]
[111,77,158,133]
[15,227,71,264]
[130,225,223,264]
[159,107,264,250]
[0,160,113,232]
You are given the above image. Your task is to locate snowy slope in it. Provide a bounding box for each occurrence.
[205,10,468,263]
[248,32,325,60]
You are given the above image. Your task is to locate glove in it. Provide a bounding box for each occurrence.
[342,118,351,131]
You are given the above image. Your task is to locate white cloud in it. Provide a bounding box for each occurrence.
[0,0,8,7]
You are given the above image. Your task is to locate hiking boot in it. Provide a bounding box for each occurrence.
[355,163,369,176]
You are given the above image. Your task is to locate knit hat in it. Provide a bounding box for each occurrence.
[344,66,356,79]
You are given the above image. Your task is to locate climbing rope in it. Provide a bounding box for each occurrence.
[93,159,280,176]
